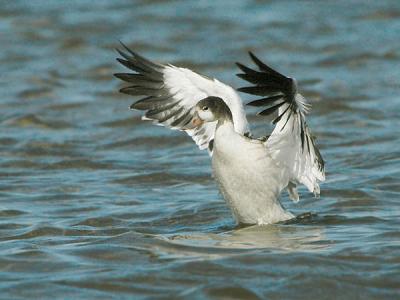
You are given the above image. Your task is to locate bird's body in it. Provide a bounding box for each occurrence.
[212,121,294,224]
[114,44,325,225]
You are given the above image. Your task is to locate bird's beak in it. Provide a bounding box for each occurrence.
[192,116,204,127]
[190,111,204,128]
[182,111,204,131]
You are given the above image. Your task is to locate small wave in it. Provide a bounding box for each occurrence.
[0,209,27,217]
[43,159,115,170]
[5,114,73,130]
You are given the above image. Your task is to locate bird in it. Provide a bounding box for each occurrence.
[114,43,325,225]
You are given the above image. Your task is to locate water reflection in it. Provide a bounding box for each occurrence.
[162,224,328,255]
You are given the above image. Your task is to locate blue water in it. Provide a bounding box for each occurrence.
[1,1,400,299]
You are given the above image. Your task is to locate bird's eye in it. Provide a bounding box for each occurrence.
[202,106,209,111]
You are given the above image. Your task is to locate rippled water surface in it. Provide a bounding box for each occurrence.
[1,1,400,299]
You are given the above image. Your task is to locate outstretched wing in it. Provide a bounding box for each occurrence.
[237,52,325,199]
[114,43,249,152]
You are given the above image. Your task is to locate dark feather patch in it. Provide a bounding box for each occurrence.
[247,95,283,107]
[158,106,184,123]
[116,58,147,74]
[272,104,291,124]
[119,41,163,70]
[130,96,153,110]
[236,62,261,76]
[236,72,268,84]
[237,86,284,96]
[119,86,162,97]
[116,48,162,76]
[130,95,174,110]
[237,52,301,134]
[114,73,163,86]
[248,51,287,80]
[170,109,192,127]
[194,127,206,137]
[280,109,293,131]
[306,133,311,155]
[300,116,305,151]
[310,136,325,171]
[208,139,214,152]
[258,101,286,116]
[145,101,180,119]
[237,52,297,117]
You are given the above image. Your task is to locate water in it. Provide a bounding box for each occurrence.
[1,0,400,299]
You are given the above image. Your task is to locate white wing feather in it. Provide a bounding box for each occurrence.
[266,97,325,195]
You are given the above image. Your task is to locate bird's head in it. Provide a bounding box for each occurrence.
[191,96,233,127]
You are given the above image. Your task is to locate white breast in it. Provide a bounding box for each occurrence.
[212,122,294,224]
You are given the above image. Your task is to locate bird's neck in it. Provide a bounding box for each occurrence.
[215,102,233,126]
[215,119,236,139]
[216,118,234,131]
[213,120,242,160]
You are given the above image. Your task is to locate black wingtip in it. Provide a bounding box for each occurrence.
[235,62,246,73]
[246,95,283,107]
[248,51,264,69]
[257,101,286,116]
[116,57,126,64]
[119,87,129,95]
[248,51,261,61]
[248,51,289,82]
[116,48,128,58]
[116,57,133,70]
[248,51,256,60]
[118,40,129,52]
[129,102,141,110]
[114,73,132,82]
[115,40,129,55]
[120,41,135,56]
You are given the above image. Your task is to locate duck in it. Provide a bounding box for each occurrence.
[114,43,325,225]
